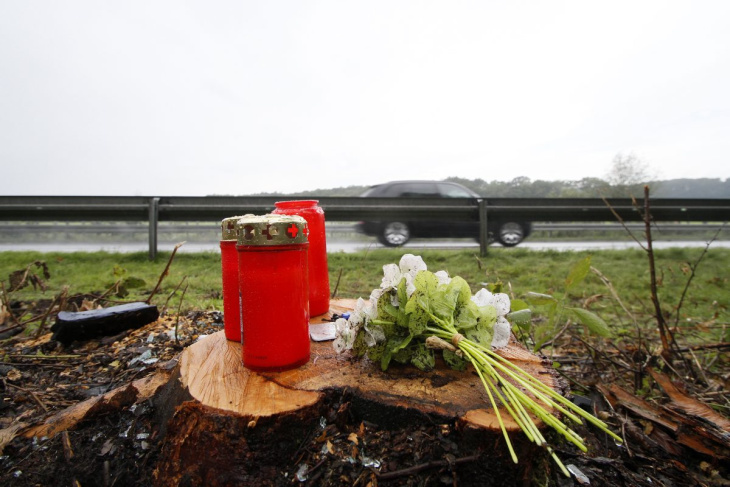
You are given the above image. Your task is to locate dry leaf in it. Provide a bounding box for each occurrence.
[347,432,359,445]
[0,422,28,455]
[6,368,22,381]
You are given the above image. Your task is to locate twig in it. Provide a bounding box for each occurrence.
[6,382,49,413]
[536,319,572,352]
[601,196,647,251]
[61,430,75,462]
[7,354,81,360]
[175,280,190,345]
[642,186,672,362]
[162,276,188,315]
[377,453,482,481]
[331,268,344,299]
[147,242,185,304]
[673,225,724,330]
[34,286,69,338]
[674,342,730,352]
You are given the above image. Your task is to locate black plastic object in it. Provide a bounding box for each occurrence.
[51,302,159,346]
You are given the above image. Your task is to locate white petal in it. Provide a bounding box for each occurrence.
[491,293,511,316]
[363,298,378,320]
[333,336,346,354]
[350,298,369,326]
[334,318,349,333]
[399,254,427,278]
[381,264,402,289]
[404,273,416,297]
[471,288,493,307]
[434,270,452,285]
[491,317,511,349]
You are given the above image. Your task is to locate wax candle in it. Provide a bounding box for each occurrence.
[272,200,330,316]
[236,214,310,371]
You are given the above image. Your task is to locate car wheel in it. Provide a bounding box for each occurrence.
[378,222,411,247]
[497,222,525,247]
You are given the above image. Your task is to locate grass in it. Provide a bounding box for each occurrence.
[1,247,728,345]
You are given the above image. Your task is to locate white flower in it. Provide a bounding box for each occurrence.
[491,317,511,349]
[333,318,356,353]
[491,294,511,317]
[399,254,427,278]
[471,288,512,349]
[350,297,377,327]
[380,263,401,289]
[471,289,511,316]
[434,270,451,285]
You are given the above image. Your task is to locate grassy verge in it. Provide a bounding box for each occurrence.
[1,247,728,343]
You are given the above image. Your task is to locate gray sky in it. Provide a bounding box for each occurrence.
[1,1,728,196]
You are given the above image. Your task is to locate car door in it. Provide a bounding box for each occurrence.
[388,182,441,236]
[436,183,479,238]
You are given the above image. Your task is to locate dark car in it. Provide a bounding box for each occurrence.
[355,180,532,247]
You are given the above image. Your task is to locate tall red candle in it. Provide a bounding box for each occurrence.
[272,200,330,316]
[220,216,244,342]
[236,214,310,371]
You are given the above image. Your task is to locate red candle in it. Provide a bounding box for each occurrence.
[236,214,310,371]
[220,216,244,342]
[272,200,330,316]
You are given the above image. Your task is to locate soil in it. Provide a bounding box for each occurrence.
[0,298,728,486]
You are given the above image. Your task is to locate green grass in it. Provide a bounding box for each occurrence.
[1,248,728,344]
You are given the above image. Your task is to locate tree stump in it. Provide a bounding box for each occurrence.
[153,299,565,486]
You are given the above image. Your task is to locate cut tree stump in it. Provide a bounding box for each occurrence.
[153,299,565,486]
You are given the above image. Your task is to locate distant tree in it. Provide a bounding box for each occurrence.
[605,153,656,197]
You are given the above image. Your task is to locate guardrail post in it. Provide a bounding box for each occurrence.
[149,197,160,260]
[479,199,488,256]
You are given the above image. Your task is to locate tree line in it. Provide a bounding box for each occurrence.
[267,176,728,199]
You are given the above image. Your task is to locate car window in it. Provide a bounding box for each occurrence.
[438,183,475,198]
[398,182,439,197]
[375,182,439,197]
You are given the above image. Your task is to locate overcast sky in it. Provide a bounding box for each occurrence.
[1,1,728,196]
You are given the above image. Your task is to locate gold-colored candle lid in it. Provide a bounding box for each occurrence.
[221,215,251,240]
[235,214,309,246]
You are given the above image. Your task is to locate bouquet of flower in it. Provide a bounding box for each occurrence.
[333,254,621,476]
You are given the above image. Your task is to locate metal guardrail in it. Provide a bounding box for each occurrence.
[1,196,729,258]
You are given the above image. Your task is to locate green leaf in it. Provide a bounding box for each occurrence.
[413,270,439,296]
[123,276,146,289]
[410,344,435,371]
[506,309,532,329]
[466,321,493,348]
[525,292,558,306]
[565,255,592,292]
[377,291,400,321]
[454,301,479,331]
[510,299,530,312]
[397,277,409,309]
[450,276,473,306]
[477,304,497,327]
[443,349,467,371]
[569,307,611,337]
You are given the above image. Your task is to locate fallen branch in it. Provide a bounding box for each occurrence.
[147,242,185,304]
[377,453,482,481]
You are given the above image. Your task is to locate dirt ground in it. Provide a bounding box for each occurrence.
[0,297,728,486]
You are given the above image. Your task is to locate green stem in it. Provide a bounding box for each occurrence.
[468,353,519,464]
